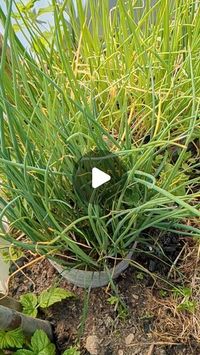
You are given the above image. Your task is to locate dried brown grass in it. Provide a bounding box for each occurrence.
[145,238,200,344]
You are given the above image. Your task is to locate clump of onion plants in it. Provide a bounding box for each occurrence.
[0,0,199,270]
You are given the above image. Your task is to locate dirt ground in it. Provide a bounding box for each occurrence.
[7,232,200,355]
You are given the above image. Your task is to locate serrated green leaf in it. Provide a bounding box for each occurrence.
[37,343,56,355]
[38,287,74,309]
[63,347,81,355]
[0,328,24,349]
[30,330,55,355]
[15,350,34,355]
[20,293,38,318]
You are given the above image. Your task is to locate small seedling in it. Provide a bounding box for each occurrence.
[63,347,81,355]
[107,295,119,310]
[178,300,196,313]
[173,286,192,298]
[159,289,168,298]
[173,286,196,313]
[136,272,144,280]
[107,295,128,320]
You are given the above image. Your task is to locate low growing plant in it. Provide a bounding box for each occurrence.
[15,329,56,355]
[107,295,128,320]
[0,327,80,355]
[20,287,75,317]
[173,285,196,313]
[0,328,24,351]
[63,347,81,355]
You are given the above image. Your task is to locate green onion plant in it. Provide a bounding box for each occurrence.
[0,0,199,270]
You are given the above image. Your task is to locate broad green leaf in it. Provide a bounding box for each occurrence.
[20,293,38,318]
[0,328,24,349]
[30,330,55,355]
[38,287,74,309]
[15,350,34,355]
[37,343,56,355]
[63,347,81,355]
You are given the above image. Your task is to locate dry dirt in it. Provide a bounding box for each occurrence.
[7,232,200,355]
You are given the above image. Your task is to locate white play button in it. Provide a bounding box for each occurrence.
[92,167,111,189]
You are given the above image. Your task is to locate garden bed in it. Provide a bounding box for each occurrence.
[8,232,200,355]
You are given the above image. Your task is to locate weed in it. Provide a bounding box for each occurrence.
[159,289,168,298]
[173,285,196,313]
[136,272,145,280]
[63,347,81,355]
[107,295,128,320]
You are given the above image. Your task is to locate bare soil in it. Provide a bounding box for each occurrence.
[8,232,200,355]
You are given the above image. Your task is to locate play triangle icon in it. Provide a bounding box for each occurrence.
[92,167,111,189]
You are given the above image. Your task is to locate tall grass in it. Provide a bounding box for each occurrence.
[0,0,199,270]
